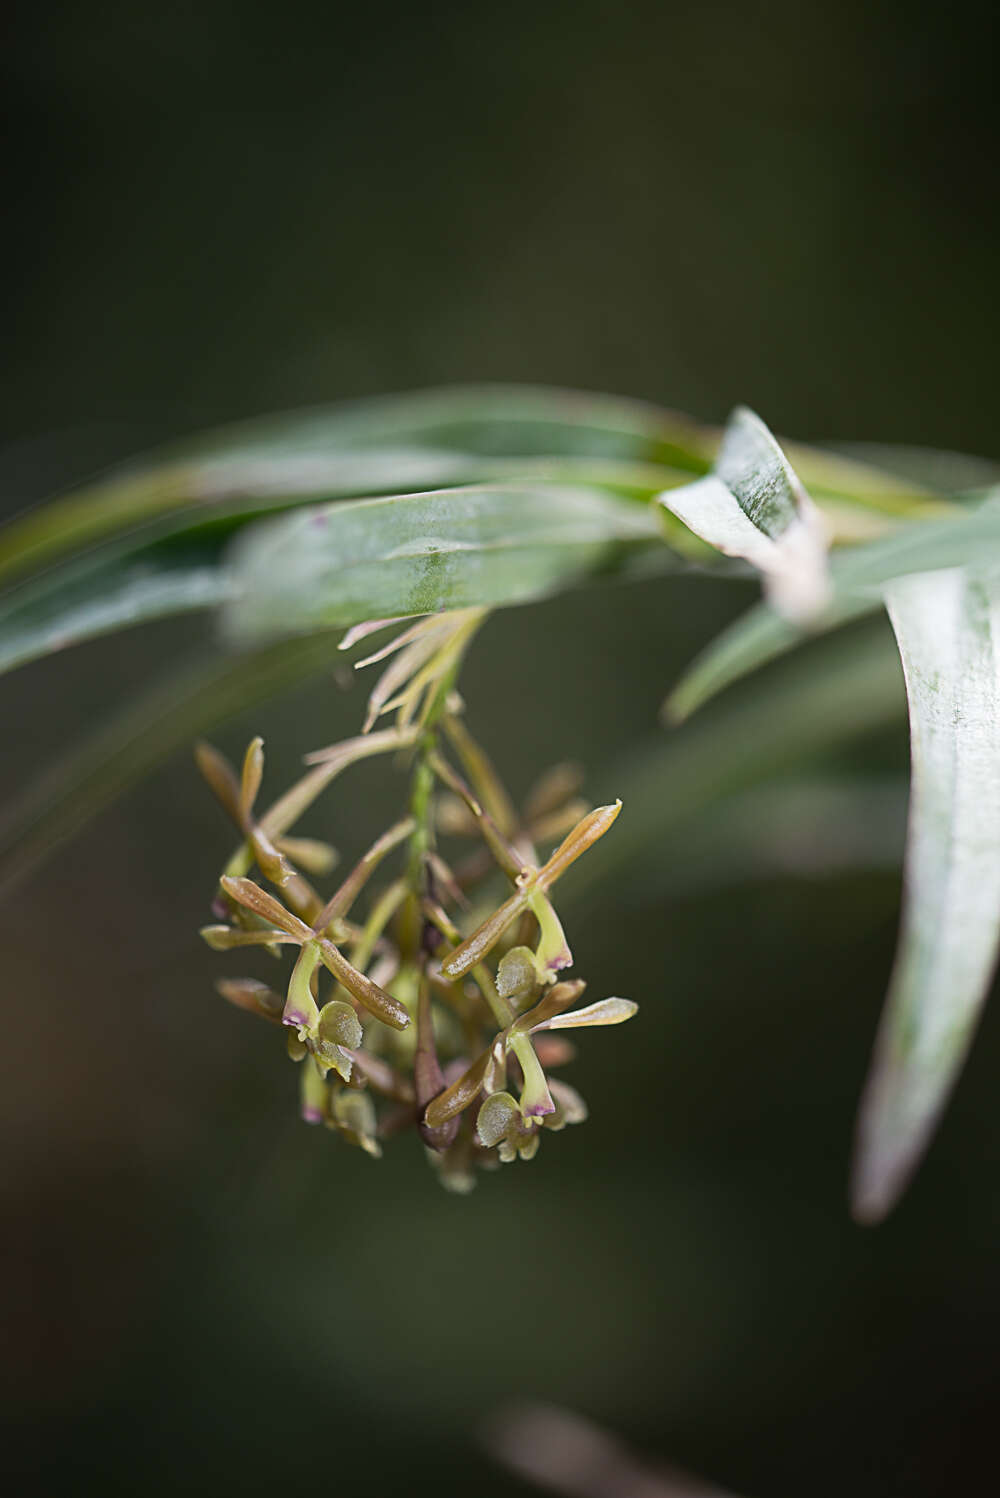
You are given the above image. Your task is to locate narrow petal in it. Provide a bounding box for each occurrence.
[429,751,522,879]
[439,884,534,979]
[273,835,339,876]
[269,725,420,830]
[442,713,519,837]
[515,979,587,1032]
[311,818,414,931]
[220,875,312,939]
[200,924,299,951]
[194,741,243,823]
[316,938,410,1030]
[215,977,285,1022]
[353,616,439,668]
[423,1050,492,1130]
[338,616,413,653]
[362,629,449,732]
[240,737,264,820]
[537,801,622,891]
[534,996,638,1031]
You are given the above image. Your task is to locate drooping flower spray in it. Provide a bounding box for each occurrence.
[198,608,637,1190]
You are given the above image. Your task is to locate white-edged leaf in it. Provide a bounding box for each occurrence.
[851,567,1000,1221]
[0,388,942,679]
[5,384,923,586]
[0,543,231,677]
[657,406,831,621]
[666,489,996,722]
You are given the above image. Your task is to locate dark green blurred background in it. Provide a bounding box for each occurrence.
[3,3,998,1495]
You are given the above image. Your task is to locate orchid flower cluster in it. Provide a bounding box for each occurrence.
[197,608,638,1190]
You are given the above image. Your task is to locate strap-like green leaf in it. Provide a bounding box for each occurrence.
[0,461,699,681]
[0,534,231,677]
[221,484,666,644]
[0,388,941,679]
[851,568,1000,1221]
[0,386,715,585]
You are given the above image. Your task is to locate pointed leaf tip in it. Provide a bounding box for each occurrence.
[657,406,830,623]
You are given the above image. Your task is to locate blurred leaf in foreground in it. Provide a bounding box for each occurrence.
[852,567,1000,1221]
[0,386,939,683]
[0,384,715,586]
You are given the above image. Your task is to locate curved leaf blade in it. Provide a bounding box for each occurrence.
[166,384,941,518]
[0,386,715,586]
[1,385,937,590]
[173,383,714,468]
[0,466,695,680]
[657,406,831,621]
[0,389,944,679]
[0,539,231,677]
[851,568,1000,1221]
[667,490,996,722]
